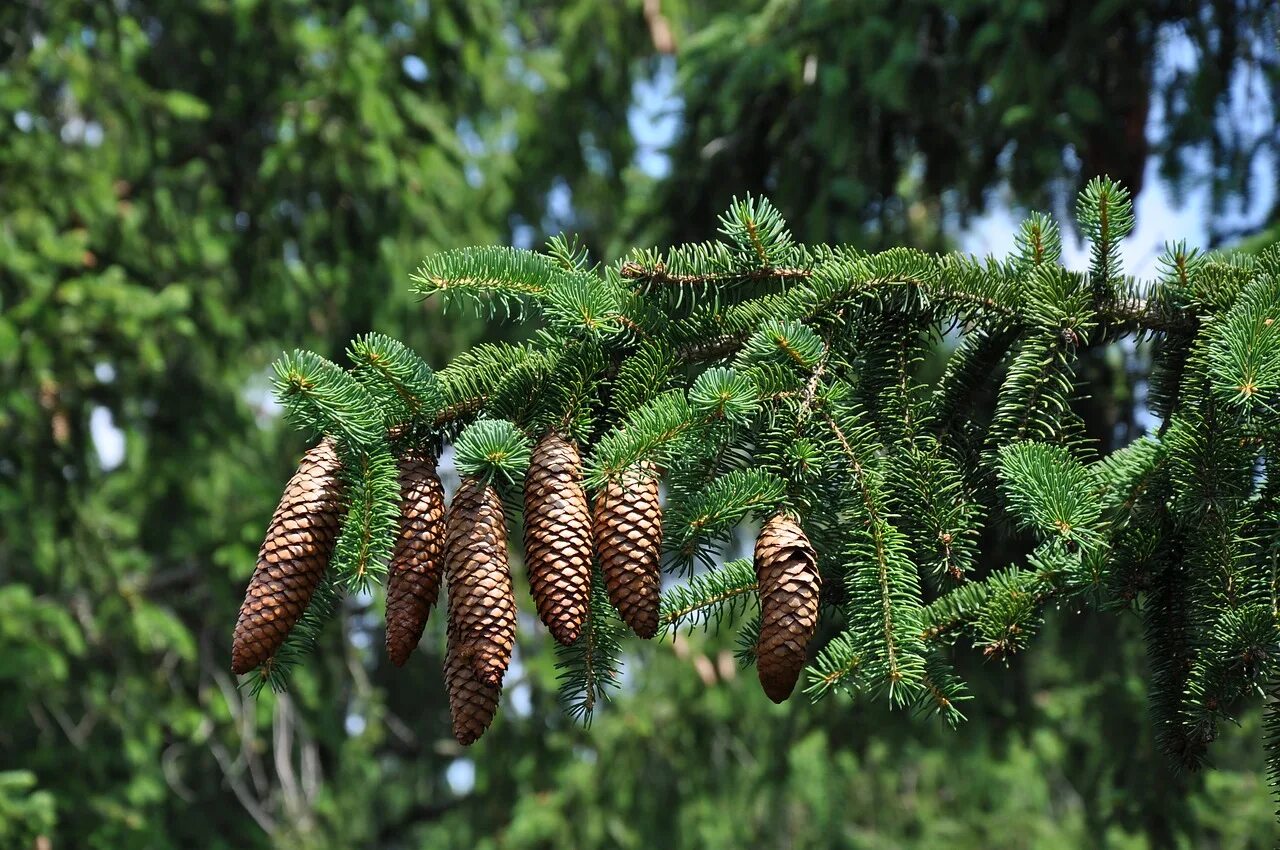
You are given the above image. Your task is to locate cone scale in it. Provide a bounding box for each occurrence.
[594,463,663,639]
[232,438,344,675]
[523,433,593,645]
[754,512,821,703]
[444,633,502,746]
[444,476,517,687]
[384,450,447,667]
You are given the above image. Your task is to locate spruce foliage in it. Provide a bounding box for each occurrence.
[253,184,1280,810]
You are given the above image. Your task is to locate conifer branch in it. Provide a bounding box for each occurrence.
[330,440,400,592]
[247,184,1280,805]
[557,577,625,726]
[659,559,759,635]
[621,260,815,288]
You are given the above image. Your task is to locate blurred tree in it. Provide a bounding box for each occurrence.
[383,623,1274,850]
[0,1,647,846]
[625,0,1280,251]
[1,0,1278,848]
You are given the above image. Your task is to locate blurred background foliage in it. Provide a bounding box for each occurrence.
[1,0,1278,847]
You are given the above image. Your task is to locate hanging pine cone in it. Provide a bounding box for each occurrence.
[444,633,502,745]
[754,512,821,703]
[445,476,517,685]
[384,450,447,667]
[232,438,344,675]
[523,433,593,645]
[594,463,662,639]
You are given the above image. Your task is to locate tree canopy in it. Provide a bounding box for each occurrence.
[2,2,1278,848]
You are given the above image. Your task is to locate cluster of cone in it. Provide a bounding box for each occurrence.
[231,433,821,744]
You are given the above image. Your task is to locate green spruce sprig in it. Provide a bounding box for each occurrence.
[247,183,1280,821]
[453,419,532,487]
[557,575,626,726]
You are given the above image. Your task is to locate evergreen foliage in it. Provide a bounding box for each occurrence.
[0,2,662,839]
[348,333,445,428]
[556,574,626,726]
[7,1,1278,845]
[660,558,759,635]
[260,182,1280,818]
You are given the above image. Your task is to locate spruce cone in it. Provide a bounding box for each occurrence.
[523,433,593,645]
[594,463,662,639]
[754,512,821,703]
[384,451,447,667]
[444,633,501,745]
[232,438,344,675]
[445,476,517,685]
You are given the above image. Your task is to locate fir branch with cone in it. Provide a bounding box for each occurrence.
[226,183,1280,813]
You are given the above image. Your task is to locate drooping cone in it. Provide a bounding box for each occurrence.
[754,512,821,703]
[523,433,593,645]
[594,463,662,638]
[444,476,517,685]
[384,450,447,667]
[444,632,502,745]
[232,438,344,675]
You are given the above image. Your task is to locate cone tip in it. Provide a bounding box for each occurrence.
[551,623,583,646]
[760,671,798,704]
[230,651,254,677]
[632,621,658,640]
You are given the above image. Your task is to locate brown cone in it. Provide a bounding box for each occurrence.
[384,451,447,667]
[754,512,821,703]
[594,463,662,638]
[445,476,517,686]
[444,632,502,745]
[523,433,593,645]
[232,438,344,675]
